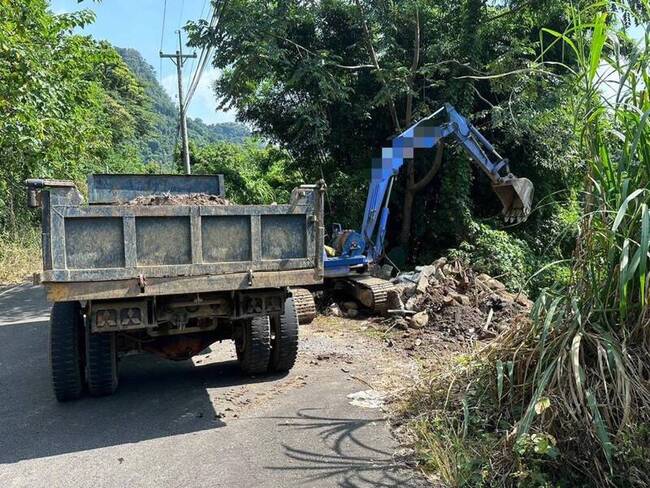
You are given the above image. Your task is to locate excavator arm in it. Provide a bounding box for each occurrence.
[359,103,533,262]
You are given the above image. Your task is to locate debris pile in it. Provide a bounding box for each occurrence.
[125,193,231,206]
[386,257,532,343]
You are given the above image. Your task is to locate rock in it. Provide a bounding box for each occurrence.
[434,267,447,281]
[487,278,507,291]
[416,274,429,294]
[477,273,492,283]
[431,257,447,268]
[449,290,471,306]
[496,290,515,302]
[405,296,419,310]
[328,303,342,317]
[409,311,429,329]
[342,301,359,318]
[442,295,456,306]
[414,265,436,294]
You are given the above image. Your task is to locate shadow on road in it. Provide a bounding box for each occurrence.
[265,409,425,487]
[0,284,49,324]
[0,318,280,464]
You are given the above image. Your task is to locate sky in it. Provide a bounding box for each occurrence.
[50,0,235,124]
[49,1,645,125]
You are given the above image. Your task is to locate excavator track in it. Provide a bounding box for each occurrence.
[344,275,396,313]
[291,288,316,325]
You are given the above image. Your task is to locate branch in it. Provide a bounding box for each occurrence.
[485,0,534,23]
[272,34,374,70]
[354,0,401,131]
[471,84,495,109]
[405,7,420,127]
[409,141,445,193]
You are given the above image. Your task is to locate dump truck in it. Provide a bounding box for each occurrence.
[26,174,324,401]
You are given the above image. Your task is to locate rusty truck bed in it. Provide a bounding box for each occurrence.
[30,175,324,302]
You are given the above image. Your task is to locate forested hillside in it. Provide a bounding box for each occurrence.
[0,0,250,282]
[116,48,249,164]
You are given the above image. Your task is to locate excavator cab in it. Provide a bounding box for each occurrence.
[492,175,534,223]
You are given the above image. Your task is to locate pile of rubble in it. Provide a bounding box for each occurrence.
[386,257,532,343]
[125,193,231,206]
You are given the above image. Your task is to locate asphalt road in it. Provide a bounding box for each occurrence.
[0,283,426,488]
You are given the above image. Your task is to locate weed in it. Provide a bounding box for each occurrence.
[0,228,41,284]
[405,2,650,486]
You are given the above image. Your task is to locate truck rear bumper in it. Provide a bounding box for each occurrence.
[44,269,321,302]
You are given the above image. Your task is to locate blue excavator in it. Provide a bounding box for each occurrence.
[312,103,534,313]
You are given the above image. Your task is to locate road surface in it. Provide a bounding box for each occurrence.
[0,283,426,487]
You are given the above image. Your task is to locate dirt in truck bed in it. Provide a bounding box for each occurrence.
[125,193,231,206]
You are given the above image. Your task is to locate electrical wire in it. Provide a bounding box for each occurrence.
[159,0,168,83]
[177,0,186,29]
[185,0,210,95]
[184,0,229,113]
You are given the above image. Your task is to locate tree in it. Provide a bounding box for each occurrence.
[0,0,149,234]
[187,0,579,263]
[191,139,302,204]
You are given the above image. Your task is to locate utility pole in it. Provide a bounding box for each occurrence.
[160,31,196,174]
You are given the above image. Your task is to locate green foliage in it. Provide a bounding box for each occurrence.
[406,2,650,486]
[116,48,250,167]
[451,223,534,292]
[0,228,41,283]
[0,0,148,233]
[187,0,582,282]
[191,140,302,204]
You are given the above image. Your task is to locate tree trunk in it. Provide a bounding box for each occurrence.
[399,158,416,247]
[398,142,445,249]
[399,186,416,248]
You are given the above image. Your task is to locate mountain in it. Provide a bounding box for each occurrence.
[115,48,249,165]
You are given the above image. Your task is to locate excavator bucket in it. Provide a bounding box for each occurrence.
[492,177,534,223]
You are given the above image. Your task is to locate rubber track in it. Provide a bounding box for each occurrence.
[270,297,299,372]
[291,288,316,325]
[87,332,118,396]
[348,275,396,312]
[239,316,271,375]
[50,302,83,402]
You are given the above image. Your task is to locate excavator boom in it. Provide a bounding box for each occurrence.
[322,104,535,312]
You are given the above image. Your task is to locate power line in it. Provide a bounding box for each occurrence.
[159,0,168,83]
[185,0,210,96]
[184,0,229,113]
[177,0,186,29]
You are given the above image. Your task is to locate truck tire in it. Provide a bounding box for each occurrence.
[269,297,299,372]
[50,301,85,402]
[86,331,118,396]
[236,316,271,375]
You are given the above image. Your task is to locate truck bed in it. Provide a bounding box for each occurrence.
[32,175,324,302]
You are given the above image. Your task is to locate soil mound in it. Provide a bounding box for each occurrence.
[369,258,533,354]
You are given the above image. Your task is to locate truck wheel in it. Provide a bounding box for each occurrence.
[269,297,299,372]
[86,331,118,396]
[236,316,271,375]
[50,301,85,402]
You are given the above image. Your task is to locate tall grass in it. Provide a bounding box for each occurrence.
[0,228,41,284]
[406,2,650,485]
